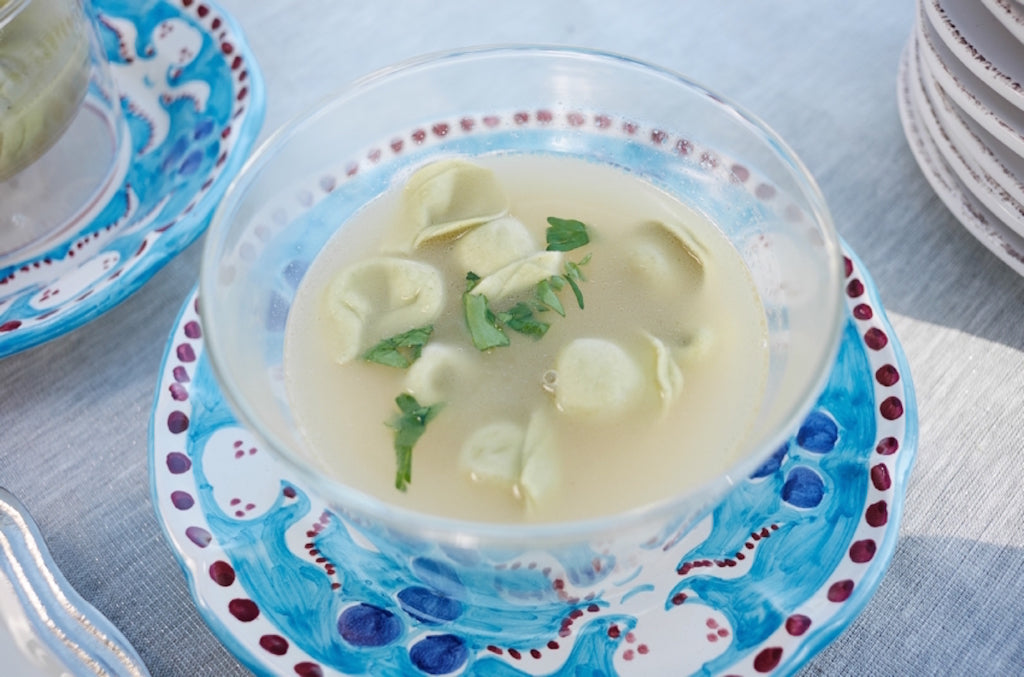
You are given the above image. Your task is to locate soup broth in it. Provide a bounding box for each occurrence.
[283,154,768,523]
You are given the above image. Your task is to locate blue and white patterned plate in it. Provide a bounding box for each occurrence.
[149,243,917,676]
[0,0,264,358]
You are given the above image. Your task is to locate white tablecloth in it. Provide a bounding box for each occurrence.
[4,0,1023,674]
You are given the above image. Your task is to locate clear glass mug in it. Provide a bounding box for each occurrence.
[0,0,129,262]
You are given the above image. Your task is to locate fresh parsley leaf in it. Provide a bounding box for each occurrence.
[388,393,444,491]
[564,260,587,282]
[463,292,510,350]
[497,302,550,338]
[563,257,589,309]
[565,274,585,309]
[362,325,434,368]
[461,236,591,350]
[546,217,590,251]
[535,278,566,317]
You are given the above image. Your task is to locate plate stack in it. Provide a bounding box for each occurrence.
[898,0,1024,274]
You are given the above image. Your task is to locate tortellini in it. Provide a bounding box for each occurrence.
[551,335,689,419]
[518,409,559,511]
[323,257,444,364]
[403,343,476,406]
[626,219,707,294]
[384,159,511,253]
[459,409,559,510]
[459,421,524,488]
[455,215,537,277]
[643,332,685,414]
[469,250,563,301]
[552,338,645,419]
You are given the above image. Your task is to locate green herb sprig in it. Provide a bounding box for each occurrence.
[561,252,591,309]
[497,302,550,338]
[535,278,565,316]
[388,393,444,491]
[462,218,593,350]
[362,325,434,368]
[545,217,590,251]
[462,290,510,350]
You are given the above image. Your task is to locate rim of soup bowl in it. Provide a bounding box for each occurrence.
[200,44,846,550]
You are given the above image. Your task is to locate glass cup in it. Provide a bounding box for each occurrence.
[0,0,129,262]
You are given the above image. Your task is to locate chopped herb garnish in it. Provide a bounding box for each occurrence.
[362,325,434,368]
[535,278,566,317]
[497,302,550,338]
[564,256,589,283]
[461,220,592,350]
[564,275,585,309]
[545,217,590,251]
[563,254,590,309]
[388,393,444,491]
[463,291,510,350]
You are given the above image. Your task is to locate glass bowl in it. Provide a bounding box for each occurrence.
[199,45,845,625]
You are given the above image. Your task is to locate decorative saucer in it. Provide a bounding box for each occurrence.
[0,0,264,358]
[149,244,917,676]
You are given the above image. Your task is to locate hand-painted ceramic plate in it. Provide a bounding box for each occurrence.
[149,240,917,675]
[899,41,1024,276]
[0,487,150,676]
[0,0,264,359]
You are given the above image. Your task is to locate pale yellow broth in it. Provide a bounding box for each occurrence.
[283,154,768,523]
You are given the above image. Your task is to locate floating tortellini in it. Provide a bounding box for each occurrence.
[384,159,511,253]
[626,219,707,294]
[518,409,559,511]
[323,257,444,364]
[454,215,537,277]
[469,250,563,301]
[642,331,685,414]
[459,410,559,510]
[460,421,524,488]
[552,338,644,419]
[403,343,477,406]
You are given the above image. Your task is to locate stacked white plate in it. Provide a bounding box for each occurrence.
[898,0,1024,275]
